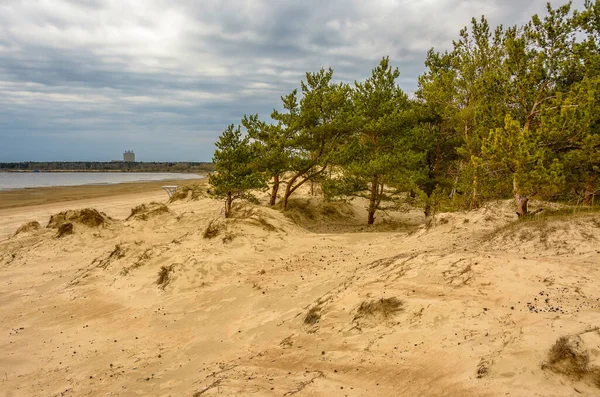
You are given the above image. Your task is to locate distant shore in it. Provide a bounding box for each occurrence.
[0,170,206,173]
[0,177,206,210]
[0,161,215,174]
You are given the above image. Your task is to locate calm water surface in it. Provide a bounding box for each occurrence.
[0,172,204,190]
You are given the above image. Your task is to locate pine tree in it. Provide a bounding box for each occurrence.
[569,0,600,204]
[242,114,289,206]
[482,114,564,216]
[209,124,265,218]
[429,16,509,208]
[415,50,464,214]
[323,57,418,224]
[271,68,352,210]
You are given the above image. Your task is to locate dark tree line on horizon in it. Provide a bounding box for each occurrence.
[0,162,215,173]
[210,1,600,223]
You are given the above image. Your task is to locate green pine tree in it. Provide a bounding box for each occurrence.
[271,68,352,210]
[482,114,564,216]
[323,57,418,224]
[209,124,265,218]
[242,113,289,206]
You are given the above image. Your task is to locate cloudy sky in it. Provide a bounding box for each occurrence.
[0,0,585,162]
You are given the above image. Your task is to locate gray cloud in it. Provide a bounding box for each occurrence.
[0,0,585,161]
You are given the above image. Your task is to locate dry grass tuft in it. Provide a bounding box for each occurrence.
[14,221,41,236]
[354,297,404,324]
[542,332,600,388]
[543,335,589,379]
[94,244,126,269]
[304,306,321,325]
[284,198,355,227]
[229,204,282,232]
[120,249,152,276]
[483,206,600,251]
[156,264,176,289]
[56,222,74,238]
[168,184,209,202]
[203,219,225,239]
[48,208,110,228]
[127,202,170,221]
[253,214,278,232]
[477,358,490,378]
[488,207,600,239]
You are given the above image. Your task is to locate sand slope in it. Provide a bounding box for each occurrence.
[1,194,600,397]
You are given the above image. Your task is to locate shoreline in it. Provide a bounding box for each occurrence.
[0,177,206,210]
[0,170,207,173]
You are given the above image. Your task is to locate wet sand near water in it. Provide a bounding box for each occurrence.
[0,179,206,240]
[0,178,206,210]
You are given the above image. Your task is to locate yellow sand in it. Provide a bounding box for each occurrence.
[1,185,599,396]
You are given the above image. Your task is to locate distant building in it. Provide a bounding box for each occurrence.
[123,150,135,162]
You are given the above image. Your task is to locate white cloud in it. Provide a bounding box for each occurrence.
[0,0,587,161]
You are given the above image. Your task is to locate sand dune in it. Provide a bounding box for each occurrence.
[1,188,600,396]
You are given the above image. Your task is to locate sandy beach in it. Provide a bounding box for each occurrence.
[1,183,600,396]
[0,179,204,241]
[0,178,207,210]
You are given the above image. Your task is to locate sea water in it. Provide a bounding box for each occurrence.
[0,172,204,190]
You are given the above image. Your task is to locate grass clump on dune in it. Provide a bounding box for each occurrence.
[169,184,210,202]
[355,297,404,321]
[14,221,41,236]
[157,264,176,290]
[304,306,322,325]
[127,202,170,221]
[203,219,225,239]
[48,208,110,228]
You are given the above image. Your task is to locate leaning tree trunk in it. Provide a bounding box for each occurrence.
[281,178,295,211]
[367,175,379,225]
[269,174,280,207]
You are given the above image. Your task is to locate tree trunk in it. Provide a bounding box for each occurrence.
[281,165,327,210]
[225,193,233,218]
[424,203,431,218]
[513,174,528,217]
[282,174,299,211]
[471,172,479,209]
[434,137,441,178]
[583,176,596,206]
[466,122,479,210]
[367,175,379,225]
[450,173,459,198]
[269,174,280,207]
[515,193,528,218]
[310,180,315,196]
[282,187,290,211]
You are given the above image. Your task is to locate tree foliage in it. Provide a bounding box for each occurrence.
[209,1,600,222]
[209,124,265,218]
[323,57,418,224]
[272,68,353,210]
